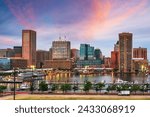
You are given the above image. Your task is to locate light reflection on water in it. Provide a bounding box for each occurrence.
[50,74,150,84]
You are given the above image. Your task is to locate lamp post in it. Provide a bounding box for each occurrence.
[30,65,35,94]
[13,68,19,100]
[13,68,16,100]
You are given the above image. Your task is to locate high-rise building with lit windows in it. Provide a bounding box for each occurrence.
[119,32,132,72]
[52,39,70,60]
[22,30,36,67]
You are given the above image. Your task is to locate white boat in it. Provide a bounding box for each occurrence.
[20,84,29,90]
[115,79,124,84]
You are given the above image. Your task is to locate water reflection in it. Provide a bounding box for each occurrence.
[48,73,149,84]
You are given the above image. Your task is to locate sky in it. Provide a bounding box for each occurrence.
[0,0,150,59]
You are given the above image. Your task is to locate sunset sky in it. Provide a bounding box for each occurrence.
[0,0,150,58]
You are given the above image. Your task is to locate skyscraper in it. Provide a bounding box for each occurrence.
[111,41,119,69]
[119,32,132,72]
[80,44,88,60]
[80,44,94,60]
[52,39,70,60]
[94,48,101,60]
[133,47,147,60]
[22,30,36,67]
[88,45,94,60]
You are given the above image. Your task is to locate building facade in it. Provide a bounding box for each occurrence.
[44,60,72,70]
[119,32,133,72]
[133,47,147,60]
[0,48,14,57]
[13,46,22,57]
[36,50,49,68]
[71,49,79,61]
[80,44,94,60]
[80,44,88,60]
[94,48,101,60]
[0,57,27,70]
[52,40,70,60]
[22,30,36,67]
[111,51,119,69]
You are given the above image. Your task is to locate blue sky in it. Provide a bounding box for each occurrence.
[0,0,150,59]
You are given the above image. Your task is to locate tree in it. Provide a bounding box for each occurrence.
[140,84,148,95]
[51,84,59,92]
[83,81,92,93]
[60,83,71,93]
[39,81,48,92]
[72,83,78,93]
[0,85,7,96]
[131,84,140,94]
[106,84,117,93]
[94,83,105,93]
[97,82,105,93]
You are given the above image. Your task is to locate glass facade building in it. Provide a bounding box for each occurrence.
[80,44,94,60]
[76,60,102,67]
[0,58,11,70]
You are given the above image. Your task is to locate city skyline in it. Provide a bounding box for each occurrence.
[0,0,150,59]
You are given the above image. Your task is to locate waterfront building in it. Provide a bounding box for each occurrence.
[45,37,72,69]
[132,58,148,72]
[71,48,79,61]
[94,48,102,60]
[0,57,27,70]
[44,60,72,70]
[76,59,102,68]
[80,44,88,60]
[36,50,49,68]
[80,44,94,60]
[0,48,14,57]
[133,47,147,60]
[111,51,118,69]
[119,32,133,73]
[13,46,22,57]
[52,39,70,60]
[111,41,119,69]
[88,45,94,60]
[104,57,111,68]
[22,30,36,67]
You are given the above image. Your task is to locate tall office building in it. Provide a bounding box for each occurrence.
[80,44,88,60]
[94,48,101,60]
[52,39,70,60]
[80,44,94,60]
[119,32,133,72]
[22,30,36,67]
[88,45,94,60]
[133,47,147,60]
[111,41,119,69]
[114,41,119,51]
[111,51,118,69]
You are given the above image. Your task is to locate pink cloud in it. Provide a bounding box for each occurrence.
[77,0,148,41]
[0,36,20,46]
[4,0,36,28]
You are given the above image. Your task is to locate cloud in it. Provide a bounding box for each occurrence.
[0,35,21,47]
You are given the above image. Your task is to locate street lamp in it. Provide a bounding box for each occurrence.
[13,68,16,100]
[30,65,35,94]
[13,68,19,100]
